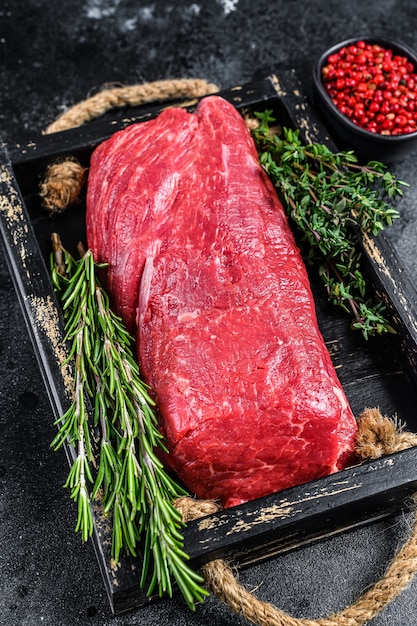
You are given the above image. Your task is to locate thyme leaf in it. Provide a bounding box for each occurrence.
[251,110,406,338]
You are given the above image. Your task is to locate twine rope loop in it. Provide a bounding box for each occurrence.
[44,78,219,134]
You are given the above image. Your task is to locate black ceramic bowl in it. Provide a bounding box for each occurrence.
[313,37,417,163]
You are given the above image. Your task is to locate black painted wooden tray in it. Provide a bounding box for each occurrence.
[2,69,417,615]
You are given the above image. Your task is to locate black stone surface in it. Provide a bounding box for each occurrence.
[1,1,417,625]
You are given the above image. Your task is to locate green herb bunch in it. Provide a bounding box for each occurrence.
[50,237,208,610]
[251,110,407,339]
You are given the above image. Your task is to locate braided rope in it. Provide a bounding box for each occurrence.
[44,78,218,134]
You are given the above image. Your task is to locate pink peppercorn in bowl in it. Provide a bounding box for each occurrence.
[312,37,417,163]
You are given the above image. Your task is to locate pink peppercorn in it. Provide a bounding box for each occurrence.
[321,40,417,135]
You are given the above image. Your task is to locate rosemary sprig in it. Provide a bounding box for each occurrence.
[251,110,407,339]
[50,237,208,610]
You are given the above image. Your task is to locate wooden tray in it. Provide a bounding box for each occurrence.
[2,69,417,615]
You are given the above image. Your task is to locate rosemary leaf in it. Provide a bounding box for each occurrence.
[50,238,208,610]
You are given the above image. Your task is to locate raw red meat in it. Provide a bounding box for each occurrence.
[86,95,358,508]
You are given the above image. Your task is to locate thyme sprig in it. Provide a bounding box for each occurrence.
[251,110,407,339]
[50,237,208,609]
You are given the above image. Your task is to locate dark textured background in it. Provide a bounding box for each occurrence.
[1,1,417,625]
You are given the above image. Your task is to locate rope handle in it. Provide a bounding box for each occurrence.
[44,78,219,134]
[40,80,417,625]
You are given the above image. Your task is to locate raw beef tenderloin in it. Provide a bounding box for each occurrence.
[86,95,358,508]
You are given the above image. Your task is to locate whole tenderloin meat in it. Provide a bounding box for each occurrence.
[86,95,358,508]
